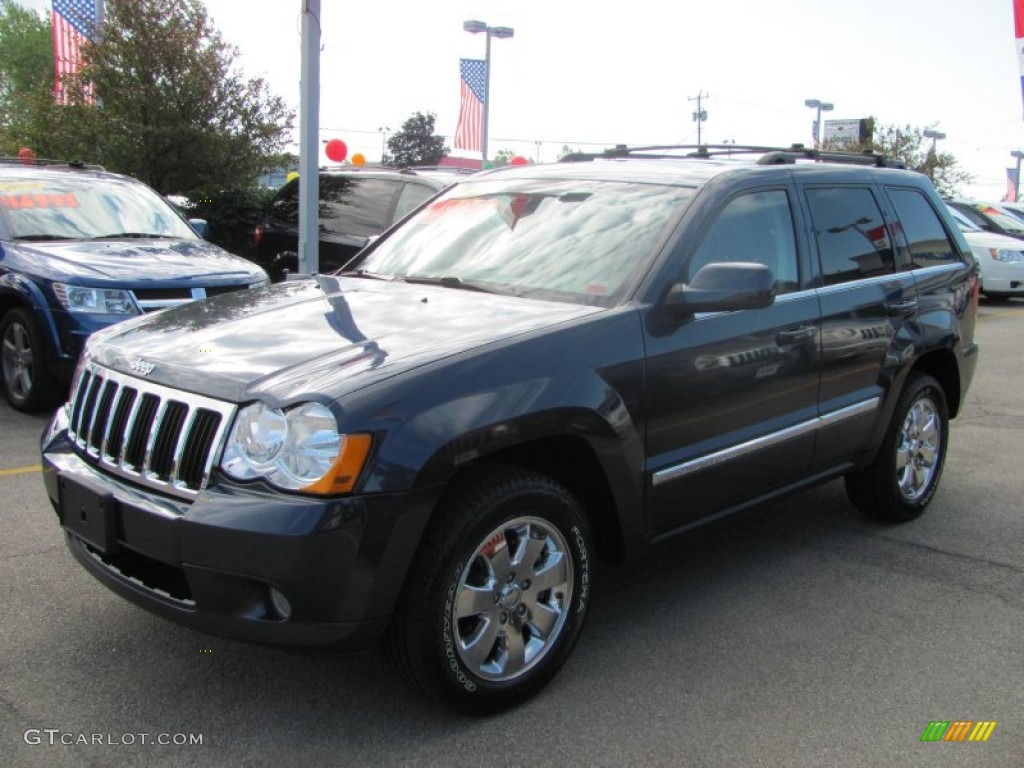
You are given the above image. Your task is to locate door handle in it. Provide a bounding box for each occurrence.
[776,325,817,345]
[885,299,917,317]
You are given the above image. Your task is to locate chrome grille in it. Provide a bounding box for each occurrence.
[67,362,236,498]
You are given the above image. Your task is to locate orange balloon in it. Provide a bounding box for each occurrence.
[352,153,366,166]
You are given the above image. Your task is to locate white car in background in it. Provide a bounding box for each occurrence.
[947,205,1024,299]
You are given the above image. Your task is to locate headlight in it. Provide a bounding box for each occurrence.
[989,248,1024,263]
[53,283,138,314]
[221,401,372,494]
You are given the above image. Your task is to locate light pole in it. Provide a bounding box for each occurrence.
[1011,150,1024,202]
[378,126,390,163]
[923,129,946,154]
[804,98,834,148]
[463,19,514,165]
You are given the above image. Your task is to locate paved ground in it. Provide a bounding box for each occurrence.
[1,300,1022,767]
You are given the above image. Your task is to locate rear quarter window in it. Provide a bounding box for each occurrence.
[886,187,961,268]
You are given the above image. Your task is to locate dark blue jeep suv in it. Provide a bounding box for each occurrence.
[0,159,268,411]
[41,145,978,714]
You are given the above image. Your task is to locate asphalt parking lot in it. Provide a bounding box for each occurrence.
[1,300,1022,768]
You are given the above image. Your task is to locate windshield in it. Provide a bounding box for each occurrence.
[971,203,1024,235]
[0,174,199,241]
[946,206,980,232]
[352,177,694,306]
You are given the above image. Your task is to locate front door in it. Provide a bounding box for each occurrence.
[645,187,820,536]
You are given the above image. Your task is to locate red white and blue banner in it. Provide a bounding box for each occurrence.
[1016,0,1024,118]
[454,59,485,152]
[1006,167,1019,202]
[52,0,101,105]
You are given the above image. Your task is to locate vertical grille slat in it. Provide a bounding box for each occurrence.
[176,409,223,490]
[103,387,138,464]
[77,373,102,447]
[69,370,93,439]
[125,394,160,471]
[149,401,188,481]
[88,380,118,455]
[65,362,236,499]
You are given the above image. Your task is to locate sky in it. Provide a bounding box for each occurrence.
[17,0,1024,199]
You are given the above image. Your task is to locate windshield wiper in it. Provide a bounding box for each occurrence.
[13,234,77,241]
[91,232,176,239]
[400,275,497,293]
[337,269,391,281]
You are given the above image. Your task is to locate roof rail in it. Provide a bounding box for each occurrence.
[402,165,478,175]
[0,157,105,170]
[558,144,905,169]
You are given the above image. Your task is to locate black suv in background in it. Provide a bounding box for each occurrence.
[0,158,268,412]
[248,167,447,281]
[42,145,978,714]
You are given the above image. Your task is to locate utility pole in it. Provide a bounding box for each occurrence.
[689,91,708,145]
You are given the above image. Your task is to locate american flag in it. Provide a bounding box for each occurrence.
[52,0,100,105]
[454,59,485,152]
[1017,0,1024,119]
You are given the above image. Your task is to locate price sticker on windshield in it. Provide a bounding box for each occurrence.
[0,192,79,209]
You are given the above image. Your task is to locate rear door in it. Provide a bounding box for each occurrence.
[801,183,917,471]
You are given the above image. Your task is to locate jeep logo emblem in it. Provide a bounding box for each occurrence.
[130,358,155,376]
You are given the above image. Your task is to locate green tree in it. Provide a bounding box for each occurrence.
[0,0,59,154]
[385,111,449,167]
[830,119,971,198]
[0,0,51,96]
[68,0,294,196]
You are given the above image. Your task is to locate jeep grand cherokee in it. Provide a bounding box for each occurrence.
[41,145,979,714]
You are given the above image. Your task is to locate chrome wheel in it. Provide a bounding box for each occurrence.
[453,516,574,682]
[895,395,941,502]
[1,318,34,402]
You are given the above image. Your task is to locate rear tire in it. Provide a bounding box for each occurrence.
[1,307,62,413]
[386,464,592,715]
[845,373,948,522]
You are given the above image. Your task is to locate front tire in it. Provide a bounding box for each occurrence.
[1,307,62,413]
[386,465,593,715]
[845,373,949,522]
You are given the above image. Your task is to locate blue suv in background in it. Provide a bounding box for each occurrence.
[0,158,268,412]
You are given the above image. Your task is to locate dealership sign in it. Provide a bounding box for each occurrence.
[823,119,871,147]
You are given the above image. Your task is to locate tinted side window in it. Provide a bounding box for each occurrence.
[688,189,800,294]
[392,182,437,223]
[886,188,960,267]
[805,187,894,285]
[268,183,299,225]
[320,177,398,237]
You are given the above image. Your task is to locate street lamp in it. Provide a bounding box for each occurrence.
[923,129,946,154]
[1011,150,1024,203]
[463,19,514,164]
[804,98,834,147]
[378,126,390,163]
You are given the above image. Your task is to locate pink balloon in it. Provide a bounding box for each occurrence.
[510,155,528,166]
[325,138,348,162]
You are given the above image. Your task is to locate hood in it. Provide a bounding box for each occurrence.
[961,229,1024,252]
[87,275,602,403]
[6,237,265,284]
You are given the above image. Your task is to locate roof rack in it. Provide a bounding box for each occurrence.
[0,157,105,170]
[559,144,906,169]
[402,165,478,175]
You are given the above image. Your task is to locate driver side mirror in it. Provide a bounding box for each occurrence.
[663,262,775,318]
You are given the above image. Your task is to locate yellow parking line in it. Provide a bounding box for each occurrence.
[0,465,42,477]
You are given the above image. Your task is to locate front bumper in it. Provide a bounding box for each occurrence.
[41,408,437,650]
